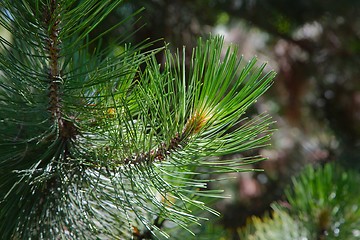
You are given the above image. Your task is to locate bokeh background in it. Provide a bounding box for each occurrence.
[86,0,360,239]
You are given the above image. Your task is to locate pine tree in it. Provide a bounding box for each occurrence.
[0,1,275,238]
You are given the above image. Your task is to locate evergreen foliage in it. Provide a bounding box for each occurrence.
[239,208,309,240]
[239,163,360,240]
[0,0,274,238]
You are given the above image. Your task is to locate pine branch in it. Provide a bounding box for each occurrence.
[0,1,275,239]
[45,0,65,131]
[239,163,360,239]
[122,108,210,165]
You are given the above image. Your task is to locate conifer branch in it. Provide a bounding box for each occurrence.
[44,0,78,143]
[45,0,62,122]
[123,109,210,165]
[0,1,275,238]
[123,132,184,165]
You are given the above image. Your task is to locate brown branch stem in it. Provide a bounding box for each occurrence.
[123,109,210,165]
[44,0,78,142]
[123,132,185,165]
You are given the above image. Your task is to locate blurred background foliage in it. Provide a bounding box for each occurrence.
[3,0,358,239]
[88,0,360,239]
